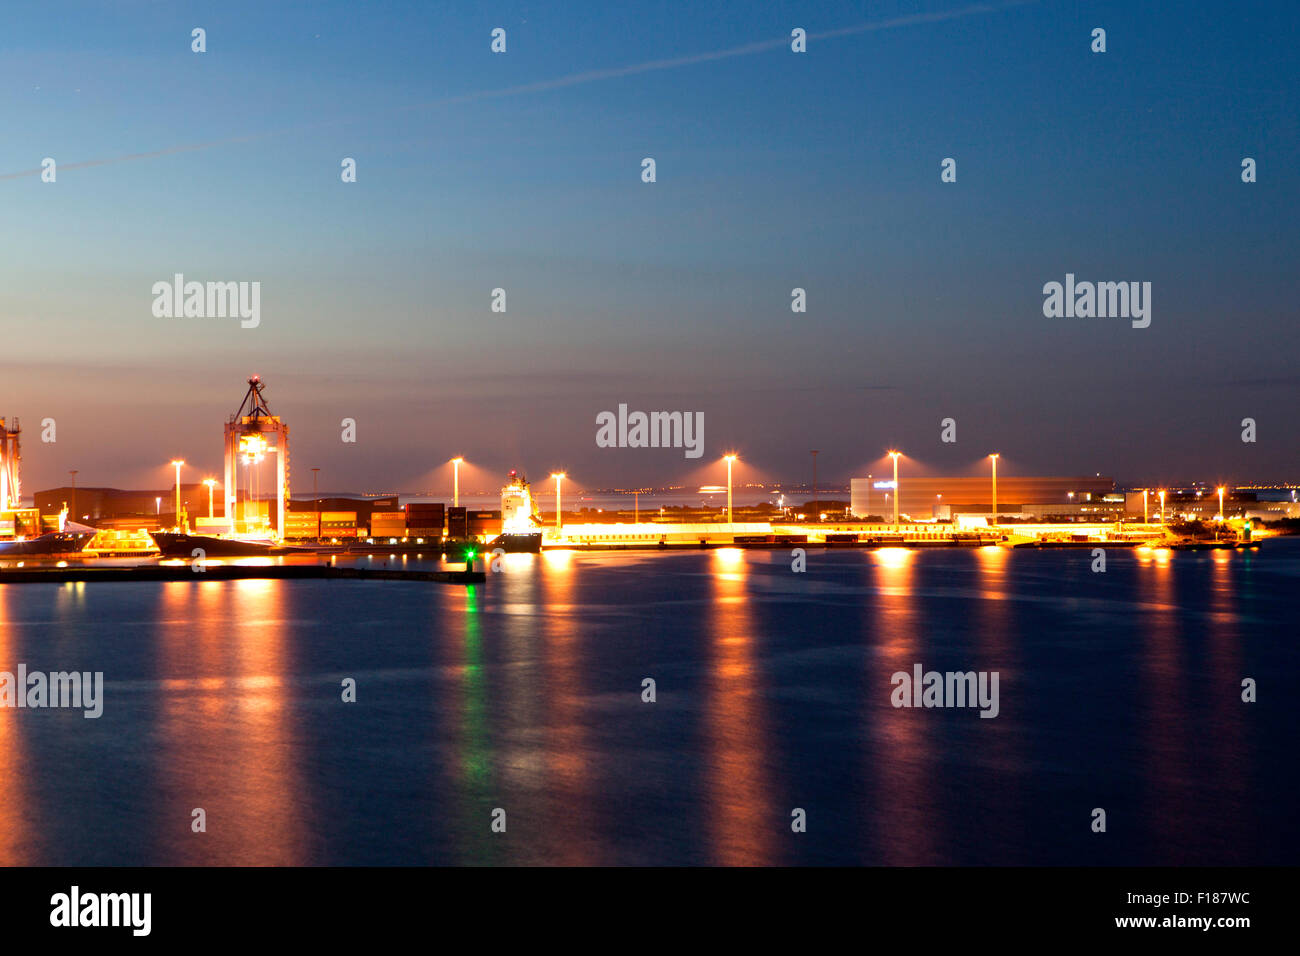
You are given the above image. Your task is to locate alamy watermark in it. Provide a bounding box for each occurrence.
[1042,273,1150,328]
[50,886,150,936]
[152,273,260,328]
[596,404,703,459]
[0,665,103,718]
[890,663,999,718]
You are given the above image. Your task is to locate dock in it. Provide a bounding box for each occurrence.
[0,563,484,585]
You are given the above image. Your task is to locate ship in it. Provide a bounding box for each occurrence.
[490,470,543,553]
[0,522,97,557]
[149,532,312,558]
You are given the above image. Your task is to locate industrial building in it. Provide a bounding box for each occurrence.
[850,475,1115,521]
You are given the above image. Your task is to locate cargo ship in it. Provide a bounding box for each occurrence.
[0,523,97,557]
[149,532,312,558]
[490,470,543,553]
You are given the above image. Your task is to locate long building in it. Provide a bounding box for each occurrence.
[850,475,1114,519]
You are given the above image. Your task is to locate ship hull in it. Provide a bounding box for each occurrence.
[490,532,543,554]
[0,530,96,557]
[149,532,311,558]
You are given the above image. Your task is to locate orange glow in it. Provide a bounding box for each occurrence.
[0,587,30,864]
[541,549,574,568]
[705,544,770,864]
[873,546,913,571]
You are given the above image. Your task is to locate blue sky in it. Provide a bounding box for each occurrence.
[2,0,1296,494]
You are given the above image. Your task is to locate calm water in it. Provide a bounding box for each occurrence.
[1,541,1296,866]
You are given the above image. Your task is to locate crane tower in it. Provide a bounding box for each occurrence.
[223,376,290,539]
[0,417,19,513]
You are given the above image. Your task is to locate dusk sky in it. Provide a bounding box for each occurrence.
[2,0,1296,495]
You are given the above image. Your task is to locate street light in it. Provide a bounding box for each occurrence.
[1143,488,1149,523]
[311,467,321,538]
[1217,486,1226,522]
[171,459,185,532]
[887,451,901,524]
[155,496,162,516]
[724,455,738,524]
[1158,489,1166,524]
[988,453,999,524]
[202,478,217,518]
[451,457,464,508]
[810,450,819,523]
[551,472,566,533]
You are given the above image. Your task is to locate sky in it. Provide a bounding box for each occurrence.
[2,0,1297,497]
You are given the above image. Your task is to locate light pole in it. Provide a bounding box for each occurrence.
[1143,488,1149,523]
[311,467,321,538]
[724,455,738,524]
[1158,489,1166,524]
[69,470,78,520]
[551,472,566,533]
[888,451,901,524]
[810,449,819,523]
[451,457,464,508]
[171,459,185,531]
[155,496,162,516]
[203,478,217,518]
[988,453,999,524]
[1217,486,1226,522]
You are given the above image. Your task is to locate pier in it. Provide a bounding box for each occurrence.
[540,520,1176,550]
[0,563,484,585]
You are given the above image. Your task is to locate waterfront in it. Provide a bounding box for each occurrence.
[0,542,1295,866]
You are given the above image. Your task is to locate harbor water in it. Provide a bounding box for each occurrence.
[0,541,1296,865]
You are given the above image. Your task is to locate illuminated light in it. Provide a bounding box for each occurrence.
[723,454,739,524]
[542,548,574,569]
[56,560,68,568]
[874,546,912,570]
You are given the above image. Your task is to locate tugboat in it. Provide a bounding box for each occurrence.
[490,470,543,553]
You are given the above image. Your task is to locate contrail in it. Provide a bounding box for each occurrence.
[2,1,1031,180]
[0,134,269,180]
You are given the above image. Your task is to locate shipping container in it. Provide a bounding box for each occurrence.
[447,507,467,538]
[321,511,357,523]
[467,510,502,535]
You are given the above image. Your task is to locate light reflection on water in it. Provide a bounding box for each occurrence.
[706,546,771,865]
[0,544,1295,866]
[153,579,305,864]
